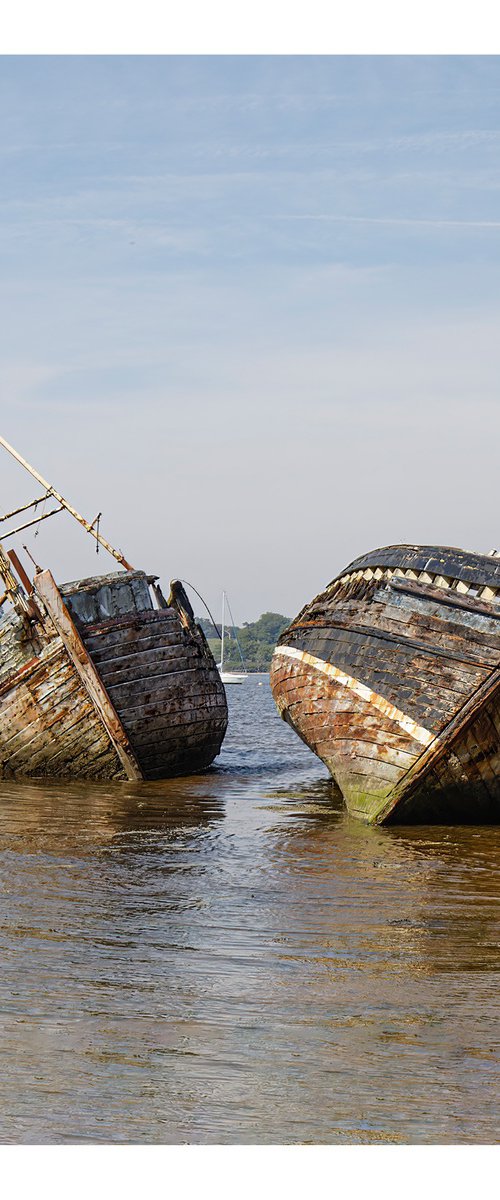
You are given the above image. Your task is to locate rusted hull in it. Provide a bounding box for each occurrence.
[271,544,500,824]
[0,569,227,781]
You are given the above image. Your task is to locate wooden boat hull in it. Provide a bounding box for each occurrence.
[271,545,500,823]
[79,607,227,779]
[0,569,227,781]
[0,616,127,780]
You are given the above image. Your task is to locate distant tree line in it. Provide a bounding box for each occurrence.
[196,611,290,671]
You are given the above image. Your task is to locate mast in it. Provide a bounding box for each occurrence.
[221,590,225,670]
[225,592,247,672]
[0,435,133,570]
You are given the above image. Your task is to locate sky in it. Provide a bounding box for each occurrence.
[1,55,500,622]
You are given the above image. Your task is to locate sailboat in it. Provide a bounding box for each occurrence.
[218,591,248,685]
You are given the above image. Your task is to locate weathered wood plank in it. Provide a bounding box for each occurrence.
[97,643,204,687]
[84,625,184,662]
[0,649,126,780]
[34,570,143,781]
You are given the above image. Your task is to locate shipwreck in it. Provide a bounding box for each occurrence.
[271,544,500,824]
[0,437,227,781]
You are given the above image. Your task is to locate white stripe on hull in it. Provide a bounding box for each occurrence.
[273,645,436,749]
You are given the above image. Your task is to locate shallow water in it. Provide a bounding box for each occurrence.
[1,674,500,1144]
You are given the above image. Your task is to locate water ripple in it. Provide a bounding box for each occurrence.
[0,675,499,1143]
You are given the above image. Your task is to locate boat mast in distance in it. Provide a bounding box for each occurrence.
[218,590,248,685]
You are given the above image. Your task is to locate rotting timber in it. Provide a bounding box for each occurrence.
[271,545,500,824]
[0,437,227,781]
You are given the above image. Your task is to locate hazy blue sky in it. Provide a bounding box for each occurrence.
[2,56,500,621]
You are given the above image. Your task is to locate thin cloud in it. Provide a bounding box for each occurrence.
[274,213,500,229]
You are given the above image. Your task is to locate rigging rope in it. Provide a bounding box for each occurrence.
[180,580,222,641]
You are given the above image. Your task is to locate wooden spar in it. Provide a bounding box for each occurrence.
[0,434,134,570]
[7,549,34,595]
[0,493,49,522]
[2,505,64,539]
[34,569,144,781]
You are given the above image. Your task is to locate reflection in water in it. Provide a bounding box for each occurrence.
[0,676,499,1143]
